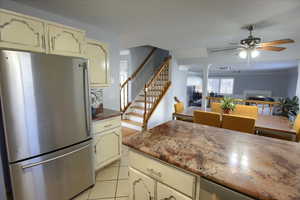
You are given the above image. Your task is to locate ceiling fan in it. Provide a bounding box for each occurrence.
[210,25,295,59]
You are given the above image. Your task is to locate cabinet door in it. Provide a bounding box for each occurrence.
[129,168,155,200]
[199,178,254,200]
[0,9,46,52]
[94,128,121,170]
[157,182,192,200]
[86,39,110,87]
[47,23,85,57]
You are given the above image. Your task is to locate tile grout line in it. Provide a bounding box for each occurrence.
[114,160,121,200]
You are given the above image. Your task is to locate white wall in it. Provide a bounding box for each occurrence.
[0,0,121,110]
[148,56,188,128]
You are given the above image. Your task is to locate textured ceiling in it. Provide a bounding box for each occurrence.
[8,0,300,68]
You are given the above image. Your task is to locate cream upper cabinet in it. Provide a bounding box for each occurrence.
[94,127,121,171]
[0,9,46,52]
[86,39,110,87]
[157,182,192,200]
[129,168,155,200]
[47,23,85,57]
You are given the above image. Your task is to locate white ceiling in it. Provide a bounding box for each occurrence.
[11,0,300,69]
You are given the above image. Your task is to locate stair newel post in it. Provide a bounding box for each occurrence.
[143,84,148,130]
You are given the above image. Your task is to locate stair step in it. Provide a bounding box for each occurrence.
[122,119,143,127]
[140,94,159,97]
[131,106,150,110]
[135,100,154,104]
[126,112,144,118]
[149,89,161,92]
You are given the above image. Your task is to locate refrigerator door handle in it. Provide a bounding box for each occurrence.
[21,144,90,170]
[83,62,91,135]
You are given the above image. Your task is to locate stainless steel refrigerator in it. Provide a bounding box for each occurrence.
[0,50,94,200]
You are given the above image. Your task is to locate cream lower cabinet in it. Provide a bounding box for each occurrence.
[129,167,192,200]
[129,168,155,200]
[157,182,192,200]
[129,150,254,200]
[129,151,194,200]
[0,9,46,52]
[86,39,110,87]
[47,23,85,57]
[94,128,121,171]
[93,116,121,171]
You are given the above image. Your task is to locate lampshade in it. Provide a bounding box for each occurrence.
[251,50,260,58]
[239,50,247,59]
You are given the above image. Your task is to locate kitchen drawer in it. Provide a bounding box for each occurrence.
[129,151,196,198]
[93,116,121,133]
[157,182,192,200]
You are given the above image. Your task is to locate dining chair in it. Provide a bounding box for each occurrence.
[211,102,222,113]
[193,110,221,127]
[293,114,300,142]
[232,105,258,119]
[174,102,184,113]
[221,114,256,134]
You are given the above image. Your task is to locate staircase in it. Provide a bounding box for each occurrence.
[120,49,171,131]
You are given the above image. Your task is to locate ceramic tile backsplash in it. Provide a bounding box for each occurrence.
[91,88,103,109]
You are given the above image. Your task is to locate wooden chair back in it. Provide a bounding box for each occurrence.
[293,114,300,142]
[232,105,258,119]
[174,102,184,113]
[193,111,221,127]
[221,114,256,134]
[211,102,222,113]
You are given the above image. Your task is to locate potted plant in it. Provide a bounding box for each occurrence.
[278,96,299,122]
[220,97,236,114]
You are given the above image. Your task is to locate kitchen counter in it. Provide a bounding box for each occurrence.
[123,120,300,200]
[92,108,121,121]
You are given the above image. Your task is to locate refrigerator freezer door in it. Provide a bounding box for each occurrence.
[0,50,91,162]
[9,140,94,200]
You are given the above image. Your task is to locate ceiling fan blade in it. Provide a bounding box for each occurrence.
[209,47,240,53]
[257,46,286,51]
[260,39,294,47]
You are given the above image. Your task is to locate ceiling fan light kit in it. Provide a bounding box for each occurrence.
[238,48,260,59]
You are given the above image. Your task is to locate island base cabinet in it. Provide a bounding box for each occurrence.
[199,178,254,200]
[157,182,192,200]
[129,168,155,200]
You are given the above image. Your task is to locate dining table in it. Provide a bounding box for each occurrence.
[173,106,297,140]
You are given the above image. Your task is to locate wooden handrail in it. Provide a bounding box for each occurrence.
[120,47,157,114]
[146,56,171,88]
[123,47,157,87]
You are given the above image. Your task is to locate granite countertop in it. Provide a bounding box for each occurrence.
[92,108,121,121]
[123,120,300,200]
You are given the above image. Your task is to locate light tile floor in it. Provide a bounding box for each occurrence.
[73,145,130,200]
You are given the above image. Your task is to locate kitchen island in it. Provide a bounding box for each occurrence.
[123,120,300,200]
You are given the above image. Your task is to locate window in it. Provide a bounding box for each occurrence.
[208,79,220,93]
[220,78,234,94]
[187,76,203,92]
[208,78,234,94]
